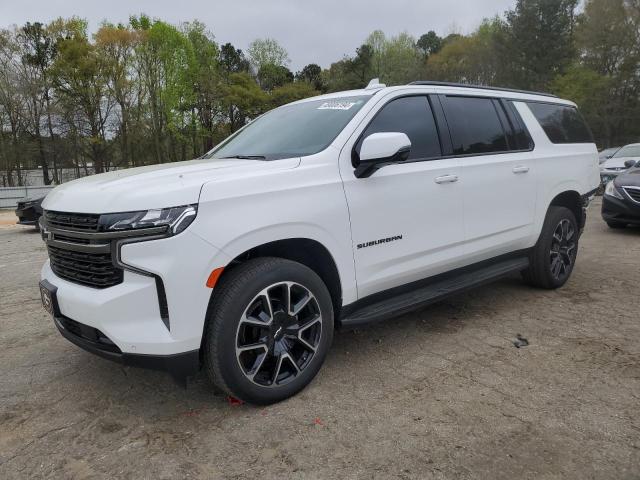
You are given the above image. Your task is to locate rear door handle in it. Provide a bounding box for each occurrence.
[434,174,459,184]
[512,166,530,174]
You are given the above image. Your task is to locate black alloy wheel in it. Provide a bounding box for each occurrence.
[235,282,322,387]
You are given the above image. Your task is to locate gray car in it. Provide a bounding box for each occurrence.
[600,143,640,184]
[598,146,621,164]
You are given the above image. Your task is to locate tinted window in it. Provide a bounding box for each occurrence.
[505,101,534,150]
[527,102,593,144]
[356,96,441,160]
[443,96,509,155]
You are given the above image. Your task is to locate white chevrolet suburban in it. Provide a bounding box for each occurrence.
[38,80,600,404]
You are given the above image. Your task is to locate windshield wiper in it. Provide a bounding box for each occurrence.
[219,155,266,160]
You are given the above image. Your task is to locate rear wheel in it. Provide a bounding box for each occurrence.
[523,206,578,289]
[606,221,627,229]
[203,257,333,405]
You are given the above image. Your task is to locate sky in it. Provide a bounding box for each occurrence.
[0,0,517,71]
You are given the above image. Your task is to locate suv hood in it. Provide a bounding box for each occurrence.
[42,158,300,214]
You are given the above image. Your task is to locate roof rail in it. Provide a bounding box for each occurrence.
[408,81,558,98]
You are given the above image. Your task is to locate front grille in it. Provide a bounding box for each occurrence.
[48,245,123,288]
[623,187,640,203]
[45,210,100,231]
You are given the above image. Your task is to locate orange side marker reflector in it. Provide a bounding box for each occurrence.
[206,267,224,288]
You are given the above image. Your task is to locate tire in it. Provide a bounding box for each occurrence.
[606,221,627,229]
[203,257,334,405]
[522,206,579,289]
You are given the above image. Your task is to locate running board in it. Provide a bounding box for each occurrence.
[340,256,529,327]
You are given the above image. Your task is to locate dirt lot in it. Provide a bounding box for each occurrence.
[0,199,639,480]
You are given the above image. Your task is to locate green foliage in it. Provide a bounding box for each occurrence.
[296,64,324,91]
[416,31,442,57]
[247,38,289,73]
[324,44,373,91]
[500,0,579,90]
[426,17,504,86]
[257,64,294,91]
[365,31,421,85]
[269,81,318,108]
[1,2,640,185]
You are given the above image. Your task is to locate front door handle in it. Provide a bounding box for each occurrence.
[434,174,459,184]
[512,165,530,174]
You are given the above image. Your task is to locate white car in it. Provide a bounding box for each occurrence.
[600,143,640,183]
[38,80,600,404]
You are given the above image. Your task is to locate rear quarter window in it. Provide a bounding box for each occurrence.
[527,102,594,144]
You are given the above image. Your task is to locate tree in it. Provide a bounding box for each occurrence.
[257,63,293,90]
[19,22,58,184]
[269,81,318,108]
[417,31,442,57]
[553,0,640,147]
[220,72,267,134]
[499,0,579,90]
[95,23,140,167]
[365,30,421,85]
[325,44,373,92]
[131,16,197,163]
[2,8,640,183]
[296,63,324,91]
[0,28,26,185]
[247,38,289,73]
[52,31,114,173]
[219,42,250,77]
[425,17,504,86]
[183,21,219,154]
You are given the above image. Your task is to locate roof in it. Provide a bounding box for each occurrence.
[288,80,575,107]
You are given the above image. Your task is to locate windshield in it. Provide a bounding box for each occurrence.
[204,96,371,161]
[613,145,640,158]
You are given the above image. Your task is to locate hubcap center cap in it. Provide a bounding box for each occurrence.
[271,311,295,342]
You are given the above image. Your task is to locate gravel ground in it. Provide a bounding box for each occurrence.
[1,199,639,480]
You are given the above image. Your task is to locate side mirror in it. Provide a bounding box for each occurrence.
[354,132,411,178]
[635,160,640,168]
[624,159,636,169]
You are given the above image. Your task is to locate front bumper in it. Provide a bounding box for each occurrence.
[40,224,230,378]
[15,206,40,225]
[53,312,199,382]
[601,193,640,225]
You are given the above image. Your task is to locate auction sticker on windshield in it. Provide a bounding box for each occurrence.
[318,101,357,110]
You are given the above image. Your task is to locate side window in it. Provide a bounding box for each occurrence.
[505,101,534,150]
[442,96,509,155]
[526,102,594,144]
[356,96,441,161]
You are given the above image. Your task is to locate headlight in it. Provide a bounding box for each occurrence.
[604,181,624,200]
[99,204,197,235]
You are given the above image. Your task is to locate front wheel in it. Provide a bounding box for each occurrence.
[203,257,334,405]
[522,206,579,289]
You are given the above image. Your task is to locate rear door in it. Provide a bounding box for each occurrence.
[439,95,537,260]
[340,93,465,299]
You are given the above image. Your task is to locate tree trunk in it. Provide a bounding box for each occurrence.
[44,89,59,184]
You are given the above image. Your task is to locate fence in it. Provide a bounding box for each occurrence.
[0,186,55,209]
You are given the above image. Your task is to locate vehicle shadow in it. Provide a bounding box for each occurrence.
[53,273,528,413]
